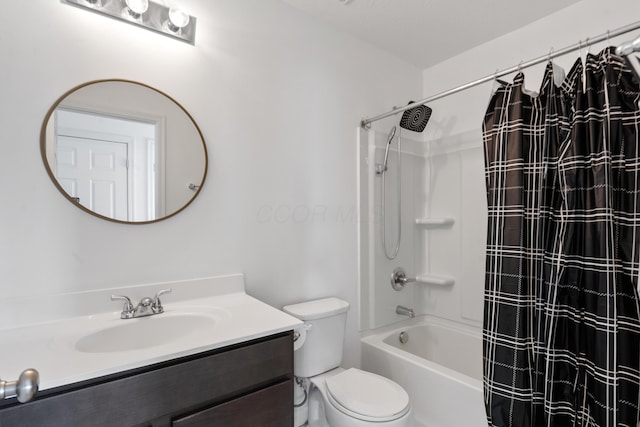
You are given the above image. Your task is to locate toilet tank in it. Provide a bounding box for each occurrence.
[283,297,350,378]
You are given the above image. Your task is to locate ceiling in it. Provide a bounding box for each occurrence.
[280,0,583,69]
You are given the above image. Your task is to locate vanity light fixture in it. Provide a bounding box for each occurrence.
[62,0,197,44]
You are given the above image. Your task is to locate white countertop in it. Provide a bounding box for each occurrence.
[0,275,302,392]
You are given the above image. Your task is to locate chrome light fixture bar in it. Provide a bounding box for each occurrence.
[62,0,196,44]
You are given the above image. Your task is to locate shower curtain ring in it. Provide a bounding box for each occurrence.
[548,47,554,62]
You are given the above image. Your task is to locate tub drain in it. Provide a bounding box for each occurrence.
[398,331,408,344]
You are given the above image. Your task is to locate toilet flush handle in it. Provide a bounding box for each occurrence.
[293,323,312,353]
[293,323,312,342]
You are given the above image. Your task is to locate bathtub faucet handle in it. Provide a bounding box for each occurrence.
[391,267,415,291]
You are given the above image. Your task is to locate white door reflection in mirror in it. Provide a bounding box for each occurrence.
[57,135,129,220]
[55,108,163,221]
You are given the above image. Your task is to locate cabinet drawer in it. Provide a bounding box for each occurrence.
[0,333,293,427]
[173,380,292,427]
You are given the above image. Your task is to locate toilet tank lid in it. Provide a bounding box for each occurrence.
[283,297,349,320]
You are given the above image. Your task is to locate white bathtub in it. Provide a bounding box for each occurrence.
[361,316,486,427]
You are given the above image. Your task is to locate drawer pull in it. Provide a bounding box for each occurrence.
[1,369,39,403]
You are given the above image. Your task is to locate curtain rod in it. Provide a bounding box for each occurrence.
[360,20,640,129]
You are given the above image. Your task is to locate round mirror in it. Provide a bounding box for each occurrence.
[41,79,207,224]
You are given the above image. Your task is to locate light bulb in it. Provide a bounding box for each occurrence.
[124,0,149,16]
[169,8,190,28]
[164,8,190,34]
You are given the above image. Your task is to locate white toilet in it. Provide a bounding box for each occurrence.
[283,297,412,427]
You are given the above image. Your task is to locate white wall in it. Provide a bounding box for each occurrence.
[419,0,640,326]
[0,1,422,368]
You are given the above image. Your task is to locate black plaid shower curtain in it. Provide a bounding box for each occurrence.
[483,48,640,427]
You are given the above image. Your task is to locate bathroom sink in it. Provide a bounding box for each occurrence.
[75,313,218,353]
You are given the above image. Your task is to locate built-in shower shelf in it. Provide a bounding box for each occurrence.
[415,218,455,228]
[416,275,455,286]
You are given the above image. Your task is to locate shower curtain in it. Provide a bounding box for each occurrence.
[483,47,640,427]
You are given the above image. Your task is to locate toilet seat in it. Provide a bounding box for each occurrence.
[324,368,410,422]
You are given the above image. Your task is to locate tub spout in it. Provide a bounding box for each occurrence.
[396,305,415,318]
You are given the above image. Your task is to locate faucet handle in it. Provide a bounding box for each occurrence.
[390,267,416,291]
[111,295,135,319]
[152,288,172,313]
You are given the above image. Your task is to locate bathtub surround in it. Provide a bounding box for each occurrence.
[358,126,424,330]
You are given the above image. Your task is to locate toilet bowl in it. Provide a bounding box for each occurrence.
[283,297,412,427]
[307,368,411,427]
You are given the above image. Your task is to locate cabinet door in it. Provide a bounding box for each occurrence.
[173,380,292,427]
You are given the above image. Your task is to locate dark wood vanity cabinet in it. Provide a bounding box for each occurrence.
[0,332,294,427]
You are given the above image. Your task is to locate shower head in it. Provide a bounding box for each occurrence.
[381,125,397,173]
[400,101,432,133]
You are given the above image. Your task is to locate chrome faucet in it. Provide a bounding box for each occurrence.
[395,305,415,318]
[390,267,416,291]
[111,289,172,319]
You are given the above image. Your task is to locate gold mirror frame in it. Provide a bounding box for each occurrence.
[40,79,208,224]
